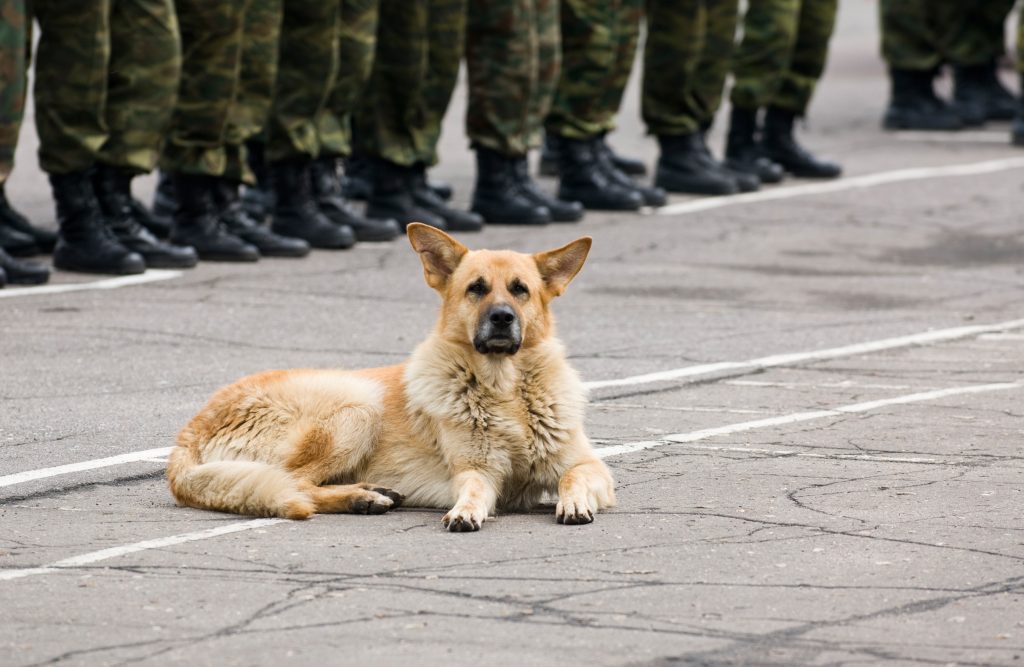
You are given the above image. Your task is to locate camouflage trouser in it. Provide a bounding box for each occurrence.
[880,0,1014,71]
[544,0,643,140]
[318,0,379,159]
[642,0,738,136]
[465,0,561,157]
[1019,11,1024,73]
[223,0,283,182]
[33,0,181,175]
[730,0,838,114]
[356,0,466,166]
[161,0,249,177]
[266,1,341,162]
[0,0,28,183]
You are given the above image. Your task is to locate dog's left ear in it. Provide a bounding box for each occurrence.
[534,237,592,297]
[407,223,468,290]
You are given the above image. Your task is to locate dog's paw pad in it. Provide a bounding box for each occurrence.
[351,492,395,515]
[556,500,594,526]
[442,511,482,533]
[371,487,405,508]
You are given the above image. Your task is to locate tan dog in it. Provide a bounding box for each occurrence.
[167,224,615,531]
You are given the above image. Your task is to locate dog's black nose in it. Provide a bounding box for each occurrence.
[488,304,516,328]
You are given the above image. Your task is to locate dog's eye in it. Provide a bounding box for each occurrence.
[466,279,489,297]
[509,280,529,297]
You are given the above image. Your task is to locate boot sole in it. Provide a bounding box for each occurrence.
[53,260,146,275]
[140,255,200,269]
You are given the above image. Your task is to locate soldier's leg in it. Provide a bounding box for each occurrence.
[879,0,964,130]
[95,0,196,269]
[694,0,771,188]
[213,0,310,259]
[466,0,559,225]
[312,0,409,239]
[161,0,260,263]
[320,0,379,161]
[33,0,149,274]
[647,0,741,196]
[545,0,614,141]
[942,1,1017,123]
[0,0,50,285]
[770,0,837,115]
[730,0,800,113]
[32,0,111,176]
[267,1,355,250]
[691,0,739,126]
[760,0,841,179]
[0,0,27,186]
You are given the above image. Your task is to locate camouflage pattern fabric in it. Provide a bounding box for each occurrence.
[318,0,379,159]
[730,0,838,114]
[880,0,1014,71]
[545,0,643,140]
[356,0,467,167]
[642,0,739,136]
[161,0,250,177]
[465,0,561,157]
[266,1,341,163]
[0,0,27,183]
[1019,11,1024,74]
[223,0,283,183]
[33,0,180,175]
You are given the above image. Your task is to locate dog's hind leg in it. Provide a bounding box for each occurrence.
[304,483,405,514]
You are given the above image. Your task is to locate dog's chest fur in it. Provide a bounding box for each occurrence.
[404,337,585,475]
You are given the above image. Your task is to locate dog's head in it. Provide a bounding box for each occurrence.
[407,223,591,356]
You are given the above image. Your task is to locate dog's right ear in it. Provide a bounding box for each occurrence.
[407,223,468,290]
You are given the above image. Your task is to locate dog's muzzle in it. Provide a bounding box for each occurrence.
[474,304,522,355]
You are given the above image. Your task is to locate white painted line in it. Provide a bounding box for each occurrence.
[892,131,1011,144]
[0,447,173,488]
[1,379,1019,583]
[593,380,1024,459]
[3,316,1022,490]
[655,157,1024,217]
[0,518,283,582]
[0,269,182,299]
[584,317,1024,390]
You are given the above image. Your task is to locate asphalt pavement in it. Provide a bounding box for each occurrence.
[2,4,1024,666]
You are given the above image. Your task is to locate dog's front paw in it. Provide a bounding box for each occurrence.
[442,506,486,533]
[555,496,595,525]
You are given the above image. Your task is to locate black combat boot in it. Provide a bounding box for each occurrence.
[514,156,584,221]
[0,215,38,257]
[271,158,356,249]
[240,140,275,224]
[149,171,177,236]
[93,164,198,269]
[341,153,373,201]
[170,172,259,262]
[597,133,647,176]
[50,170,146,274]
[656,133,740,195]
[591,138,666,206]
[954,60,1017,123]
[0,246,49,285]
[557,138,642,211]
[471,147,550,225]
[761,107,842,179]
[541,132,649,179]
[213,180,310,258]
[724,107,784,185]
[366,157,446,230]
[696,125,758,193]
[411,165,483,232]
[0,184,56,253]
[883,68,965,131]
[310,156,401,241]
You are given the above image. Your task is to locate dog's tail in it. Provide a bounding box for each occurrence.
[167,445,315,520]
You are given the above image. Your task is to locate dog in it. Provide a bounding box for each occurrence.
[167,223,616,531]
